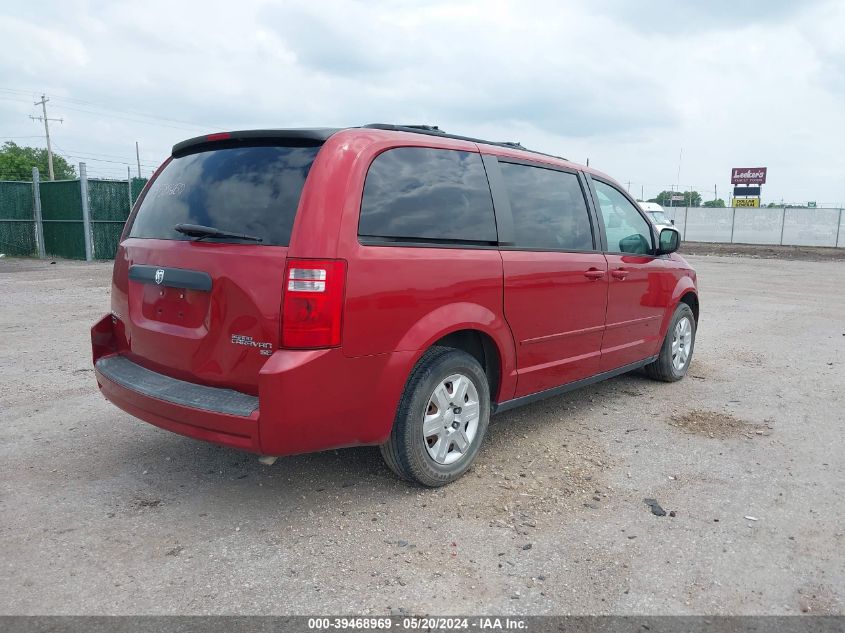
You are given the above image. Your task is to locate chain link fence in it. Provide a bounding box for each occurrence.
[0,164,147,260]
[0,181,36,256]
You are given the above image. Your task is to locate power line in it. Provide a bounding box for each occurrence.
[52,145,158,166]
[52,146,145,168]
[52,96,221,131]
[0,95,38,105]
[0,88,41,97]
[52,103,212,133]
[0,87,223,132]
[59,153,134,166]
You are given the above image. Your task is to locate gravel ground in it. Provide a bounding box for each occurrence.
[680,241,845,261]
[0,254,842,616]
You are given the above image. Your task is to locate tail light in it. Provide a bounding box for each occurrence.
[281,259,347,349]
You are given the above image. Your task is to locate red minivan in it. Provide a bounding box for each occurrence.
[92,124,698,486]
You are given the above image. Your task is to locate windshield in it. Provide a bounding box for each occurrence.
[129,144,321,246]
[649,210,671,224]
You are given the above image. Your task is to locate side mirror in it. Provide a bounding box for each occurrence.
[619,234,651,254]
[656,227,680,255]
[671,219,675,225]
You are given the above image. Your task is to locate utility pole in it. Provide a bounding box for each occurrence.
[30,94,63,181]
[676,148,683,194]
[626,181,631,194]
[135,141,142,178]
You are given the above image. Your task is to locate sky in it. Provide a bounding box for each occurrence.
[1,0,843,205]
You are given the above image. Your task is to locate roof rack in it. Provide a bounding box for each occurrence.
[362,123,567,162]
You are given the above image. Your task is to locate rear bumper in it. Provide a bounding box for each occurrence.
[95,360,262,452]
[91,314,414,457]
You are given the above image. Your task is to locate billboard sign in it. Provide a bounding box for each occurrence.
[734,186,761,197]
[731,167,767,184]
[733,198,760,208]
[670,194,684,201]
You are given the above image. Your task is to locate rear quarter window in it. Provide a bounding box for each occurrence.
[129,144,320,246]
[358,147,497,243]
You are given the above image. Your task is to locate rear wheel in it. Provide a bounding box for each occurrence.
[644,303,696,382]
[380,346,490,487]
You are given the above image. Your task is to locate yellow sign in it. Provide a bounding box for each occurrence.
[733,198,760,207]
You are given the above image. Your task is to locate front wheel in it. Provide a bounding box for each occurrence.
[380,346,490,487]
[644,303,696,382]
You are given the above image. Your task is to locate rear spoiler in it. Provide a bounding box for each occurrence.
[172,128,341,158]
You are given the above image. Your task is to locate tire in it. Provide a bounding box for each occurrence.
[380,346,491,487]
[644,303,696,382]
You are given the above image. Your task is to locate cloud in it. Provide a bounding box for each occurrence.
[0,15,88,75]
[0,0,843,204]
[592,0,828,33]
[260,3,395,76]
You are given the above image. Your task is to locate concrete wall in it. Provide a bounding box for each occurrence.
[661,206,843,248]
[782,208,841,247]
[732,208,784,245]
[685,207,734,243]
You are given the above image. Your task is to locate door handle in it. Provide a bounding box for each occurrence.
[584,268,606,280]
[611,268,629,280]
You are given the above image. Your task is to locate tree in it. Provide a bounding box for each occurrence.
[702,198,726,208]
[0,142,76,181]
[649,190,702,207]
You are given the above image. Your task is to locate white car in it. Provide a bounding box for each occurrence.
[638,202,675,229]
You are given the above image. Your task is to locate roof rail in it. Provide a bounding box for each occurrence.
[394,124,442,132]
[362,123,567,161]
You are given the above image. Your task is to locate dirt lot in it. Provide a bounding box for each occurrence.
[680,241,845,261]
[0,253,843,615]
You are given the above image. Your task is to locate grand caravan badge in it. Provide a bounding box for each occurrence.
[231,334,273,356]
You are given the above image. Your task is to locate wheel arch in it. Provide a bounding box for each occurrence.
[678,290,699,324]
[657,278,699,342]
[395,303,517,403]
[431,329,502,403]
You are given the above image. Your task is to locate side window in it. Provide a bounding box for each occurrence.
[593,180,653,254]
[358,147,497,243]
[499,162,593,251]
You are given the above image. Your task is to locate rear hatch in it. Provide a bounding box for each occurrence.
[117,138,323,394]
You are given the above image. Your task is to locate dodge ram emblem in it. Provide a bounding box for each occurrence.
[154,268,165,285]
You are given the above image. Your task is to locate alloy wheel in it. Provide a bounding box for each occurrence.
[422,373,480,465]
[671,316,693,371]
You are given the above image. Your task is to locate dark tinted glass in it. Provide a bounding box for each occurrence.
[499,162,593,251]
[359,147,497,242]
[129,144,320,246]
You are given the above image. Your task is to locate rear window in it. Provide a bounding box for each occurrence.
[358,147,497,243]
[129,144,320,246]
[499,162,594,251]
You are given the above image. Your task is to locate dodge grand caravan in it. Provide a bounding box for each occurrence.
[92,124,698,487]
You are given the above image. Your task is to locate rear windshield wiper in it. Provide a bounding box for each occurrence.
[174,223,263,242]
